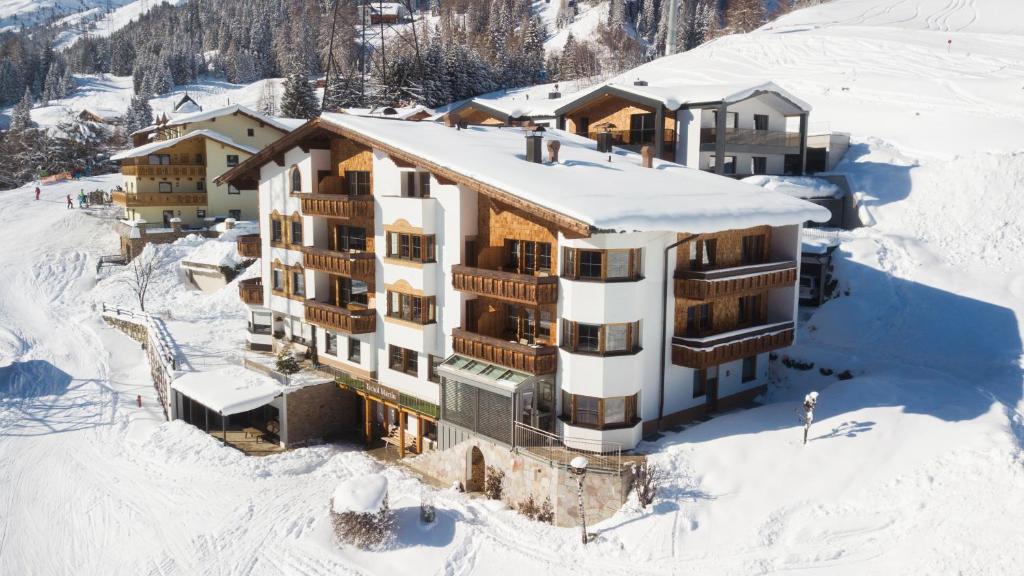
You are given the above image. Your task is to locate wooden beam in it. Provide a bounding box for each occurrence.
[272,152,285,167]
[389,155,417,168]
[398,411,406,458]
[363,395,372,445]
[416,415,423,454]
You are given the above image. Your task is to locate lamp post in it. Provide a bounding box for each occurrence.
[569,455,589,545]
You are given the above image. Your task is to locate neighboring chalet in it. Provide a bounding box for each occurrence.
[212,114,828,524]
[111,104,302,259]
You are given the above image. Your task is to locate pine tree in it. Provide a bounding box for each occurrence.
[724,0,765,33]
[124,94,153,143]
[637,0,662,43]
[10,89,34,133]
[280,73,319,119]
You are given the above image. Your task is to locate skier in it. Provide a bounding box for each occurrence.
[78,190,87,208]
[34,186,40,200]
[65,194,73,209]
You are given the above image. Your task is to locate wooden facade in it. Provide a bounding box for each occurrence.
[304,300,376,334]
[671,323,795,369]
[121,164,206,178]
[299,195,374,219]
[451,328,558,375]
[675,261,797,300]
[236,234,261,259]
[451,265,558,306]
[301,246,375,281]
[238,277,264,306]
[112,191,208,208]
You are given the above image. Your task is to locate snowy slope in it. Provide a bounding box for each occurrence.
[0,0,161,32]
[1,1,1023,574]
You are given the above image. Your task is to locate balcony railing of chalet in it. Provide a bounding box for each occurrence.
[451,328,557,375]
[236,234,261,259]
[675,261,797,300]
[111,190,207,207]
[700,127,802,149]
[671,321,794,369]
[238,278,264,306]
[451,265,558,306]
[304,299,376,334]
[299,194,374,219]
[586,128,677,151]
[121,164,206,178]
[301,246,375,280]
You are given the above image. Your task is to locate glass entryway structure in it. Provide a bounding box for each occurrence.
[437,354,554,449]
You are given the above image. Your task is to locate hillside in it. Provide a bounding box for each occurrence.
[0,1,1022,575]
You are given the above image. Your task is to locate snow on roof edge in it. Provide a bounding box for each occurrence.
[112,129,260,160]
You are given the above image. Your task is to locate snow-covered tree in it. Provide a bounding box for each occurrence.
[724,0,765,33]
[124,94,153,143]
[257,80,278,116]
[10,89,34,133]
[280,73,320,119]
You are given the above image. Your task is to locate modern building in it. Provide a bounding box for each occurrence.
[110,104,302,259]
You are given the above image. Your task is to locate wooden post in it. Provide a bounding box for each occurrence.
[416,415,423,454]
[363,395,372,445]
[398,411,406,458]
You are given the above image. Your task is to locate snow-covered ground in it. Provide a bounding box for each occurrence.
[1,0,1023,574]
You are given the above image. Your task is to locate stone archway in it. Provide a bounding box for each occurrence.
[466,446,485,492]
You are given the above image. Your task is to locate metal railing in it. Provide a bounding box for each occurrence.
[513,421,622,474]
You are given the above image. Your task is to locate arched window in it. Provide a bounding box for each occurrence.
[290,166,302,194]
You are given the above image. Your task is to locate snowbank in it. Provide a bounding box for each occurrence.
[183,239,241,268]
[332,474,388,514]
[742,175,842,199]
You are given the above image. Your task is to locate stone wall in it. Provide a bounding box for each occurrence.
[285,381,359,447]
[407,435,635,527]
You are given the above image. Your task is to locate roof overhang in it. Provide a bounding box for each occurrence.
[553,84,666,116]
[446,100,513,122]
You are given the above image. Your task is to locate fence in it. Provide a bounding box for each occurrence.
[512,421,622,474]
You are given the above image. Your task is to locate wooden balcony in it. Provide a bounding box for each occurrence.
[121,164,206,178]
[451,328,557,375]
[301,246,375,281]
[236,234,261,259]
[675,261,797,301]
[300,194,374,219]
[304,300,376,334]
[671,321,794,369]
[238,278,264,306]
[112,190,207,208]
[451,265,558,306]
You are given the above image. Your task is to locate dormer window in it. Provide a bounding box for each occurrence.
[290,166,302,194]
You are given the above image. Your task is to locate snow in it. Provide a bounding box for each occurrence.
[172,365,281,416]
[182,238,241,268]
[332,474,388,514]
[319,113,830,233]
[111,128,260,160]
[743,175,843,199]
[1,1,1023,574]
[156,103,301,134]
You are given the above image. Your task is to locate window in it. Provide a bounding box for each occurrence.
[290,220,303,245]
[247,128,255,137]
[195,153,203,164]
[562,248,642,281]
[387,291,436,324]
[290,167,302,194]
[738,294,762,325]
[742,356,757,382]
[158,181,172,193]
[428,355,443,383]
[502,305,552,345]
[334,225,367,252]
[324,332,337,356]
[148,154,170,165]
[688,239,717,269]
[386,232,436,263]
[504,240,552,274]
[752,156,768,175]
[389,345,418,376]
[562,392,638,429]
[348,338,361,363]
[291,271,305,296]
[229,209,241,220]
[693,370,707,398]
[196,180,204,191]
[741,234,766,264]
[561,320,640,355]
[228,185,240,195]
[686,304,712,336]
[337,278,369,307]
[196,209,206,218]
[576,116,590,136]
[226,155,239,167]
[345,170,371,196]
[402,171,431,197]
[754,114,769,131]
[271,220,283,244]
[272,269,285,292]
[419,172,430,197]
[708,154,737,174]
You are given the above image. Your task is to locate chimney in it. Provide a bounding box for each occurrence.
[546,140,560,163]
[633,79,648,87]
[224,218,236,230]
[596,125,614,153]
[641,145,654,168]
[525,124,546,163]
[548,91,561,99]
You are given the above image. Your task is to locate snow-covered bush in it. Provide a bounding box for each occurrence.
[631,460,660,508]
[276,346,301,377]
[484,466,505,500]
[517,494,554,524]
[330,474,394,550]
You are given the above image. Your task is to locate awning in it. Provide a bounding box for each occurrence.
[437,354,534,396]
[172,366,282,416]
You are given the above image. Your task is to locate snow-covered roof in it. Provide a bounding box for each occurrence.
[742,176,843,199]
[130,104,301,136]
[171,366,281,415]
[316,114,830,233]
[554,79,811,115]
[343,105,432,120]
[112,129,259,161]
[173,94,201,114]
[181,240,240,269]
[332,474,388,514]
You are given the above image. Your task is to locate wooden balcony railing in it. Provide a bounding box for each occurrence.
[451,328,558,375]
[304,300,376,334]
[700,127,802,149]
[121,164,206,178]
[671,321,794,369]
[238,278,264,306]
[236,234,261,259]
[301,246,375,281]
[451,265,558,306]
[675,261,797,300]
[112,191,207,207]
[299,194,374,219]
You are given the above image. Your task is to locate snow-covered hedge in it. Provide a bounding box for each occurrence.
[330,474,394,549]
